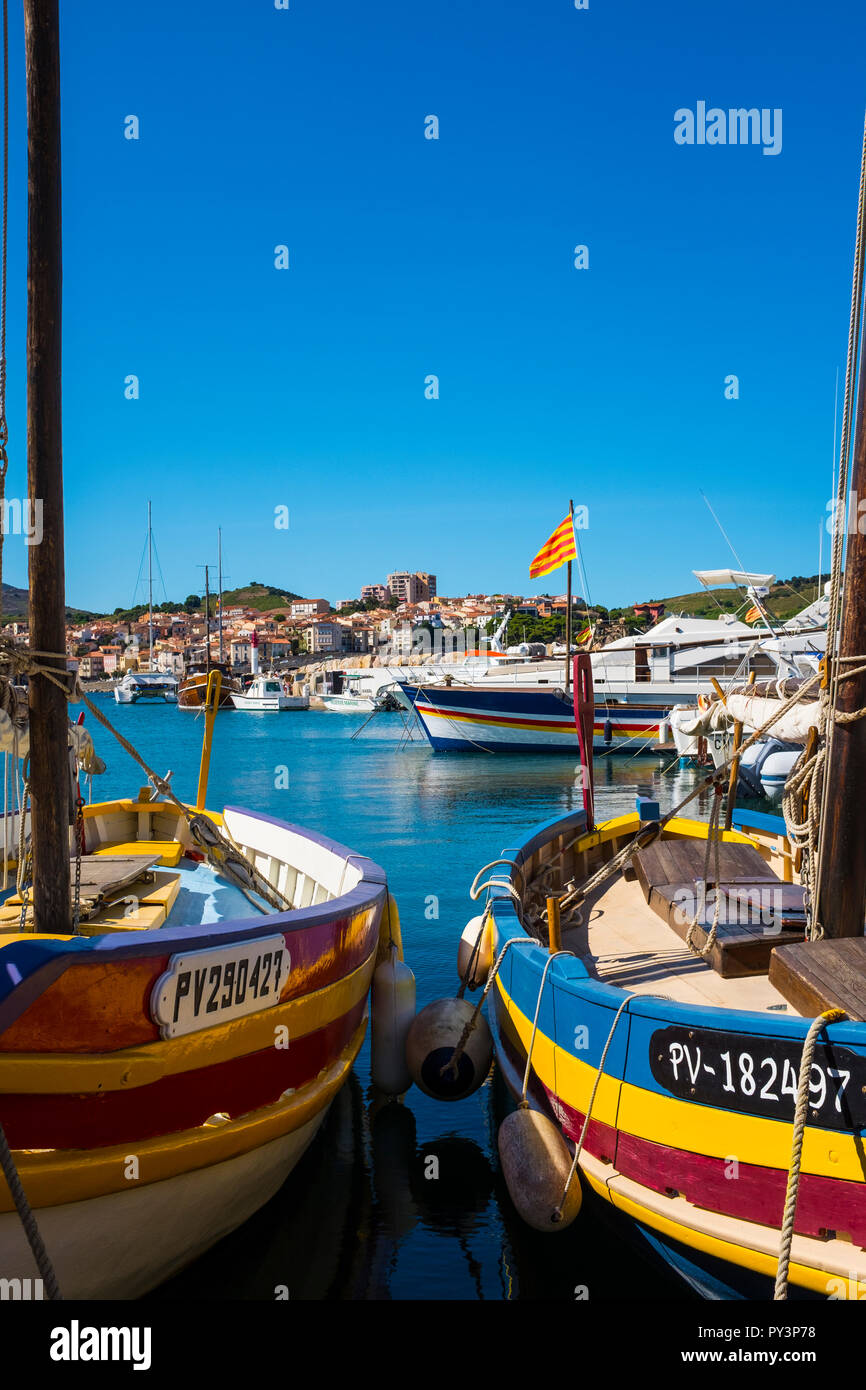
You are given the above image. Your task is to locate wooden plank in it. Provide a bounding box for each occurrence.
[651,883,804,978]
[770,938,866,1021]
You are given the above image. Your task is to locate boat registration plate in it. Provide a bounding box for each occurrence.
[151,935,290,1039]
[650,1025,866,1133]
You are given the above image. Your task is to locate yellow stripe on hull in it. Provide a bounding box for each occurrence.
[0,1009,368,1212]
[495,975,866,1295]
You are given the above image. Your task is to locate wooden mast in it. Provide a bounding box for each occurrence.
[565,498,573,692]
[204,564,210,673]
[816,304,866,938]
[25,0,71,932]
[217,526,223,664]
[147,498,153,668]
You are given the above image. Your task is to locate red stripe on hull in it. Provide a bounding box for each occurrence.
[497,998,866,1242]
[0,998,367,1150]
[613,1130,866,1246]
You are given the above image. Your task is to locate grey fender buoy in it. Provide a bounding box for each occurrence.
[371,947,416,1096]
[497,1106,582,1231]
[405,997,493,1101]
[457,913,494,991]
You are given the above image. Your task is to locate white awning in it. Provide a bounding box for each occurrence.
[692,569,776,589]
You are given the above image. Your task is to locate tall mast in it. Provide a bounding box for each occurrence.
[204,564,210,673]
[218,527,223,664]
[815,121,866,939]
[25,0,71,931]
[817,301,866,937]
[565,499,573,692]
[147,498,153,668]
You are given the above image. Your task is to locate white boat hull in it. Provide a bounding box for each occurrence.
[229,693,310,711]
[0,1111,327,1300]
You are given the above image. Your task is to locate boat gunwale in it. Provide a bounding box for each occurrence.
[489,806,866,1047]
[0,803,388,1029]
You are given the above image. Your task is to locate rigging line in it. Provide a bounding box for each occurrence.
[149,532,170,607]
[0,0,8,626]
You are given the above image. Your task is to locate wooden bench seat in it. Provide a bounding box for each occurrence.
[633,838,779,902]
[650,881,806,977]
[770,937,866,1021]
[633,837,804,978]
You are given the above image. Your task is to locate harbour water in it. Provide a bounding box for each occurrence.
[89,698,723,1301]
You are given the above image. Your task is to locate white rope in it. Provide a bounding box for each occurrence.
[519,950,574,1104]
[552,993,633,1223]
[774,1008,846,1300]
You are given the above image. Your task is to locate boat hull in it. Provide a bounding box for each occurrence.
[399,684,670,754]
[0,801,389,1299]
[0,1096,331,1300]
[483,807,866,1299]
[178,671,242,710]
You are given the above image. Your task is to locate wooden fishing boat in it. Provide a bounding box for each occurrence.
[178,663,243,711]
[0,793,394,1298]
[437,124,866,1302]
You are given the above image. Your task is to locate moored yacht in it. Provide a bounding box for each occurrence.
[114,671,179,704]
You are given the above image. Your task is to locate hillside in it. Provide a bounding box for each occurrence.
[614,574,824,626]
[0,580,95,624]
[220,583,304,613]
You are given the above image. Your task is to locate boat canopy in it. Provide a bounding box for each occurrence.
[693,568,776,589]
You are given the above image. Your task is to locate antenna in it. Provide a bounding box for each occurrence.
[699,489,779,638]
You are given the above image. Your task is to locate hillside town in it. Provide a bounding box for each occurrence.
[6,568,615,683]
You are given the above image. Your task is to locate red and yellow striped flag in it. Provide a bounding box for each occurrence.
[529,514,577,579]
[745,605,761,623]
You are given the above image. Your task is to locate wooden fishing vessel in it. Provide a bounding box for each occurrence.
[178,662,243,711]
[429,123,866,1301]
[0,0,410,1302]
[0,792,394,1298]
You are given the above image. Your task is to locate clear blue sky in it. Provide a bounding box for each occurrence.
[1,0,864,611]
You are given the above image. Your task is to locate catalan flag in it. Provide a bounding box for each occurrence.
[745,605,762,623]
[575,622,592,646]
[529,514,577,580]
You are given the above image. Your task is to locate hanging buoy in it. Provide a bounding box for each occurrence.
[371,944,416,1096]
[405,997,493,1101]
[457,912,494,990]
[603,718,612,744]
[497,1106,582,1232]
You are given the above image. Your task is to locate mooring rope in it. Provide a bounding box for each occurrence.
[0,1117,61,1299]
[774,1008,847,1300]
[0,643,294,915]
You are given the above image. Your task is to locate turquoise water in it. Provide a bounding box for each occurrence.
[87,697,720,1301]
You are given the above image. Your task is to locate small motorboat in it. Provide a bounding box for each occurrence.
[114,672,179,705]
[230,674,309,712]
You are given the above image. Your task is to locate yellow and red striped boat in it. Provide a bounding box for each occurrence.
[0,793,394,1298]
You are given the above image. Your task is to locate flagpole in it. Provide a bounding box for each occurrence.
[565,499,574,691]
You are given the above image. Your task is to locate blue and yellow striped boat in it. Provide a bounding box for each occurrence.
[481,800,866,1300]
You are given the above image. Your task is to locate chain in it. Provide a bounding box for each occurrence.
[71,792,84,933]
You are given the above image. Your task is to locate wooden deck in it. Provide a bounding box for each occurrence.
[561,875,799,1013]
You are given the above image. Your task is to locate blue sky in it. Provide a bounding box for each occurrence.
[1,0,864,611]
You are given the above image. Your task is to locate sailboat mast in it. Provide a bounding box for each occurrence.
[218,527,223,664]
[817,307,866,938]
[204,564,210,673]
[565,499,573,692]
[25,0,71,931]
[147,498,153,668]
